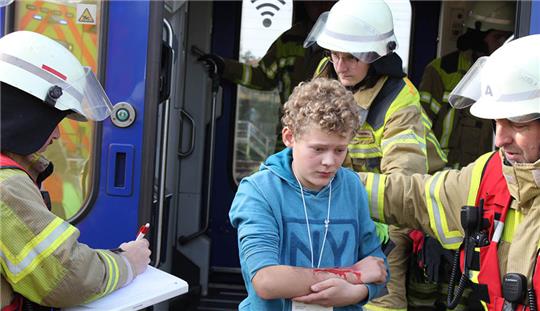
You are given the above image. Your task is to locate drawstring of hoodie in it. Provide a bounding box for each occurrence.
[294,174,333,268]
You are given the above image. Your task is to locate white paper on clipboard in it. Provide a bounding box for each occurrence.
[64,266,188,311]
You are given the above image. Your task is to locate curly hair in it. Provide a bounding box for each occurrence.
[282,77,360,138]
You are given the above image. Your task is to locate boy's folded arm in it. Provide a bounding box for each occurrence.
[292,280,369,307]
[251,264,365,300]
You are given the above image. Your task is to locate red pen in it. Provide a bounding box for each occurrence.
[136,223,150,240]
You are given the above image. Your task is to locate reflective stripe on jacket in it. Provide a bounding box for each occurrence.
[419,50,494,168]
[0,153,134,308]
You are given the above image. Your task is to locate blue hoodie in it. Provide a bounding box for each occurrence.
[229,148,388,310]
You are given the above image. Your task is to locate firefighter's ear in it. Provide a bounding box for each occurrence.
[282,127,295,148]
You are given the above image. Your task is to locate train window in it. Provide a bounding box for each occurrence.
[14,0,104,220]
[232,0,293,182]
[231,1,411,183]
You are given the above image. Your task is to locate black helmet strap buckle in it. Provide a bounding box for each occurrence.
[45,85,63,107]
[387,41,397,52]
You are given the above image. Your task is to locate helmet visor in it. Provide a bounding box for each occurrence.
[448,57,488,109]
[304,11,329,49]
[508,113,540,123]
[304,11,397,64]
[63,67,112,121]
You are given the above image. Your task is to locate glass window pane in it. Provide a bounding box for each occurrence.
[233,0,292,182]
[14,0,103,220]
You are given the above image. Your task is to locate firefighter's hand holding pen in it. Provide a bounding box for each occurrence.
[120,223,152,275]
[119,239,151,275]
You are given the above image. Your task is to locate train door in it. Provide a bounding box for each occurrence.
[158,2,244,309]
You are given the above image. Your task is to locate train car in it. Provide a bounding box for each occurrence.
[1,0,539,310]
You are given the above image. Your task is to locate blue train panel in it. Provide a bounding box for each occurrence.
[76,1,150,248]
[532,0,540,34]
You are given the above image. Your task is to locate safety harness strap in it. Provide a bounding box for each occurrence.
[0,154,31,178]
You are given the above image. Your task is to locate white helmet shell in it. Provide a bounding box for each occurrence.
[450,34,540,122]
[304,0,397,63]
[0,31,112,121]
[465,1,515,32]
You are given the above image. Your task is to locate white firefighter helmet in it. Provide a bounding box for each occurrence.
[465,1,515,32]
[303,0,398,63]
[449,34,540,123]
[0,31,112,121]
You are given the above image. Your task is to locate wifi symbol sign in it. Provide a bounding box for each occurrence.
[252,0,286,28]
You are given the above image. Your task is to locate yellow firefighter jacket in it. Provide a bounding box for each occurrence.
[361,150,540,310]
[419,50,494,168]
[0,154,134,308]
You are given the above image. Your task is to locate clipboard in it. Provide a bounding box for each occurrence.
[64,266,188,311]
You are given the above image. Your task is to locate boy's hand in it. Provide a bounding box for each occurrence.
[351,256,387,284]
[292,279,368,307]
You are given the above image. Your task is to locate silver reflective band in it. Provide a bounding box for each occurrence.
[369,174,381,220]
[323,28,394,43]
[0,53,83,103]
[497,89,540,102]
[0,221,71,277]
[469,13,513,26]
[428,172,463,246]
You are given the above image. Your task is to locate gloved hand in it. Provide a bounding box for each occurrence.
[374,221,389,244]
[422,236,445,282]
[197,53,224,77]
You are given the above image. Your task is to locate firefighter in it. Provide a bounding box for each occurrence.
[198,1,334,151]
[0,31,151,310]
[415,4,516,307]
[304,0,447,310]
[361,34,540,311]
[419,1,515,168]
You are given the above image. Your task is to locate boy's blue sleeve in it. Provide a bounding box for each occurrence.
[229,178,280,280]
[356,180,390,303]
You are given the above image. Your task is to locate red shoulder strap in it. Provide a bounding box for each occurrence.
[0,153,32,178]
[476,152,511,209]
[473,152,512,309]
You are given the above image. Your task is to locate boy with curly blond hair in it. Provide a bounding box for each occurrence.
[229,78,388,310]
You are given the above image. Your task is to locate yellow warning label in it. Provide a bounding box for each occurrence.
[78,8,94,24]
[76,4,96,25]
